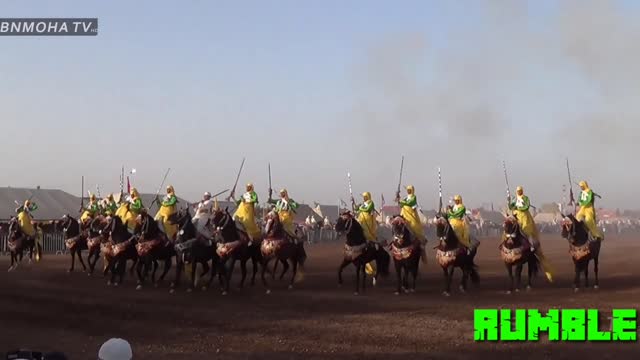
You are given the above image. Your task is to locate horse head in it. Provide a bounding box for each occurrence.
[503,214,521,245]
[264,210,280,236]
[561,213,587,245]
[8,216,21,239]
[334,211,354,236]
[390,215,409,245]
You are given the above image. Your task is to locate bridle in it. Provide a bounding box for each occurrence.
[436,216,450,242]
[391,217,407,243]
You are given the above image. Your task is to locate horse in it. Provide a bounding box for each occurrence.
[210,208,257,294]
[101,215,138,286]
[169,207,220,294]
[561,213,601,292]
[6,216,35,271]
[56,214,88,273]
[335,211,390,296]
[500,214,539,294]
[260,210,307,294]
[86,216,110,275]
[433,214,480,296]
[389,215,422,295]
[7,216,36,270]
[134,212,175,290]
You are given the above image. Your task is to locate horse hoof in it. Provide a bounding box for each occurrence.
[222,291,228,296]
[169,289,175,294]
[574,288,579,293]
[7,266,14,272]
[87,272,92,277]
[594,285,599,290]
[394,291,400,296]
[458,286,466,293]
[526,286,532,292]
[372,278,377,287]
[67,269,73,273]
[515,288,520,293]
[170,282,176,287]
[266,290,271,295]
[114,282,119,287]
[288,285,293,290]
[106,281,112,286]
[409,289,416,293]
[202,286,208,291]
[442,291,450,297]
[354,292,359,296]
[136,285,142,291]
[506,290,512,295]
[187,288,193,293]
[154,283,159,289]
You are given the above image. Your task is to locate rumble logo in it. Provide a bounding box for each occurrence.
[474,309,637,341]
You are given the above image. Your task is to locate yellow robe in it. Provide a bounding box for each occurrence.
[449,204,470,248]
[279,210,296,238]
[576,203,604,240]
[17,211,35,237]
[234,201,261,240]
[400,206,425,241]
[513,207,554,282]
[155,202,178,240]
[116,203,137,232]
[357,213,377,243]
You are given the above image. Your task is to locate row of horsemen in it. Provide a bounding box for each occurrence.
[7,180,604,291]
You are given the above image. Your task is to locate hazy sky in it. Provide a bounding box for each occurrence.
[1,0,639,209]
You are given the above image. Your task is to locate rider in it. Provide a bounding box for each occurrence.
[80,193,100,225]
[353,192,377,245]
[509,186,554,282]
[192,192,215,237]
[15,199,38,240]
[231,183,261,242]
[397,185,426,243]
[268,188,300,242]
[101,194,118,217]
[576,180,604,241]
[354,191,378,276]
[447,195,471,252]
[155,185,178,240]
[122,187,144,233]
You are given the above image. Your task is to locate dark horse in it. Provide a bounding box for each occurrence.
[210,208,261,295]
[561,213,601,292]
[260,210,307,294]
[434,214,480,296]
[6,216,36,272]
[101,215,138,286]
[335,211,390,296]
[169,208,219,294]
[389,215,422,295]
[56,214,88,273]
[500,214,539,294]
[86,216,110,275]
[134,212,175,290]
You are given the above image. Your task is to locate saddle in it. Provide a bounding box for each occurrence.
[391,241,416,261]
[7,237,22,251]
[569,242,591,261]
[101,241,114,258]
[499,243,528,265]
[135,238,164,257]
[216,240,244,258]
[112,240,132,257]
[65,235,84,250]
[87,236,104,250]
[343,243,366,261]
[261,238,287,257]
[435,245,466,268]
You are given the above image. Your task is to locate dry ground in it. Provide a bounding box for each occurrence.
[0,234,638,359]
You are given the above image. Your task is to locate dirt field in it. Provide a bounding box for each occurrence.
[1,234,639,359]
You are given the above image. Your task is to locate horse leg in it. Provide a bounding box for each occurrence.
[261,257,271,294]
[223,258,237,295]
[78,250,87,272]
[573,260,581,292]
[584,260,590,288]
[593,255,600,289]
[69,249,76,272]
[394,261,402,295]
[188,260,197,292]
[361,261,367,294]
[238,257,248,289]
[279,259,290,280]
[354,262,361,296]
[170,258,182,294]
[506,264,514,294]
[526,259,534,290]
[250,252,260,286]
[289,259,298,290]
[272,258,278,280]
[515,263,524,292]
[337,259,349,287]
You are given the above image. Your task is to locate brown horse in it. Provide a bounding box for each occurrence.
[86,216,110,275]
[500,215,539,294]
[335,211,390,296]
[56,214,88,273]
[434,214,480,296]
[100,215,138,286]
[389,215,422,295]
[561,213,601,292]
[260,210,307,294]
[6,216,35,272]
[134,212,174,290]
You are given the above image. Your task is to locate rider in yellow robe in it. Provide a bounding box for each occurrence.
[447,195,471,250]
[232,183,261,241]
[398,185,425,242]
[101,194,118,217]
[119,188,144,233]
[80,194,100,225]
[16,200,37,238]
[355,192,378,275]
[155,185,178,240]
[509,186,554,282]
[267,188,299,240]
[576,180,604,241]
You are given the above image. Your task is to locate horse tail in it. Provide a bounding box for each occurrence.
[297,243,307,267]
[529,252,540,278]
[376,247,390,277]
